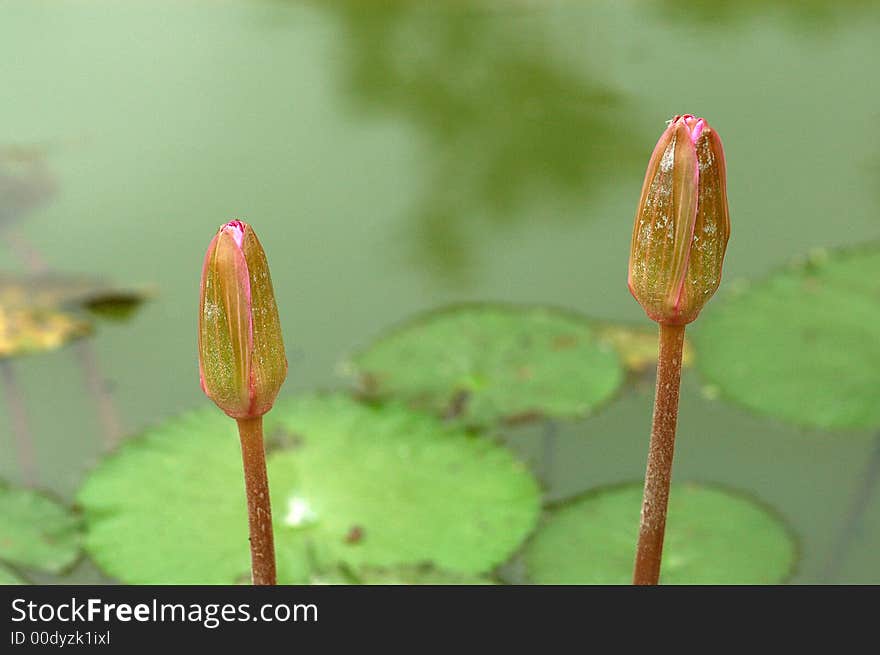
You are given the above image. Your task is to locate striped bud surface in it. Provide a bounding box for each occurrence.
[628,115,730,325]
[198,220,287,418]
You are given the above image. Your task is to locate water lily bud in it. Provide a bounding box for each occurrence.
[628,115,730,325]
[199,220,287,418]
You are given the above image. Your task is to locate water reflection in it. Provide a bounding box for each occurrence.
[318,0,646,285]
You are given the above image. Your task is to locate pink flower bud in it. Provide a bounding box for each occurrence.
[628,115,730,325]
[198,220,287,418]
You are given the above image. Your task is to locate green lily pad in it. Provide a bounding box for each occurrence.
[694,246,880,429]
[78,409,251,584]
[309,564,495,585]
[266,395,539,578]
[524,482,796,584]
[0,484,82,574]
[0,565,25,585]
[347,304,624,427]
[78,395,541,584]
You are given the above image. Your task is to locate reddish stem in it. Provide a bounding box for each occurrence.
[236,417,277,585]
[633,322,685,585]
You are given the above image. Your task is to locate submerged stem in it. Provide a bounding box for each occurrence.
[820,431,880,582]
[236,417,277,585]
[633,322,685,585]
[540,419,559,490]
[76,340,123,450]
[0,360,37,487]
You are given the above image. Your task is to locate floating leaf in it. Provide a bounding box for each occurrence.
[0,306,92,358]
[78,409,255,585]
[83,290,151,322]
[524,482,796,584]
[347,304,624,427]
[309,564,494,585]
[0,274,150,358]
[267,395,540,577]
[0,484,82,574]
[0,564,24,584]
[592,321,695,374]
[693,246,880,429]
[0,273,150,318]
[78,395,541,584]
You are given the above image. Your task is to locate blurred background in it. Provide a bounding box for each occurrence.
[1,0,879,583]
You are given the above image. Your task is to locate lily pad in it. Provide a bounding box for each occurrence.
[0,305,92,358]
[0,274,150,358]
[309,564,494,585]
[83,290,151,322]
[78,395,541,584]
[693,246,880,429]
[524,482,796,584]
[0,564,24,584]
[592,321,695,374]
[0,484,82,574]
[78,409,255,585]
[267,395,540,577]
[347,304,624,427]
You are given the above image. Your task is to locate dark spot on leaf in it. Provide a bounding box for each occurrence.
[801,328,819,343]
[265,428,305,453]
[443,389,471,419]
[552,334,578,350]
[801,277,822,293]
[344,525,364,545]
[359,372,381,395]
[515,366,533,381]
[502,410,544,426]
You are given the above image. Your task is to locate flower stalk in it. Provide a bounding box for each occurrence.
[628,115,730,584]
[236,417,276,585]
[632,323,685,585]
[199,219,287,585]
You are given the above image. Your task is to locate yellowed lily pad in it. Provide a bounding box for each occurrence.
[592,321,695,374]
[0,305,92,358]
[0,274,149,358]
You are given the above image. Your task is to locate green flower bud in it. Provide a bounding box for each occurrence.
[198,220,287,418]
[628,115,730,325]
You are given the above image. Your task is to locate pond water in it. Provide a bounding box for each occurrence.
[1,0,878,583]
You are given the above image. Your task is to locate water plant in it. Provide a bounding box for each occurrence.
[198,219,288,585]
[0,482,82,582]
[77,394,540,584]
[692,243,880,579]
[348,304,624,428]
[627,115,730,584]
[524,482,795,584]
[0,273,148,484]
